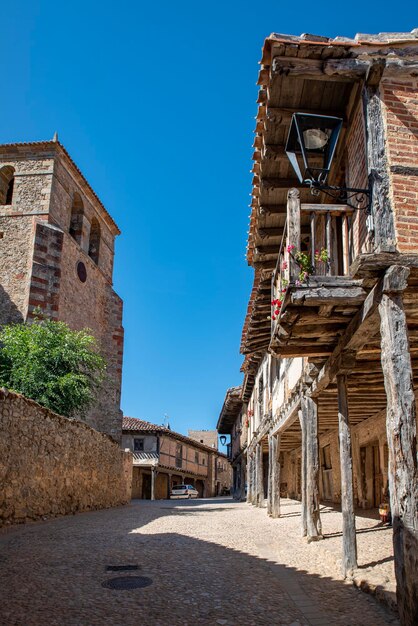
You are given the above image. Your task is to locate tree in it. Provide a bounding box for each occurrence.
[0,316,106,417]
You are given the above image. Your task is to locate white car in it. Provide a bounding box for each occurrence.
[170,484,199,499]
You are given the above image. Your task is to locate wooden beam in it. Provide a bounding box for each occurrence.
[291,285,367,307]
[302,395,323,541]
[261,178,305,190]
[256,443,264,507]
[337,374,358,576]
[271,56,369,82]
[310,268,409,397]
[287,188,301,282]
[271,434,281,518]
[259,204,286,215]
[362,79,396,252]
[298,408,307,538]
[379,271,418,625]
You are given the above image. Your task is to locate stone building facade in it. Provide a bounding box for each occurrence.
[187,429,218,449]
[0,139,123,440]
[122,418,232,499]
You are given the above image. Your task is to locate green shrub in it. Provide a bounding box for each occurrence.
[0,316,106,417]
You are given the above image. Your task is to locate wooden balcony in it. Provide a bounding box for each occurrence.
[270,190,369,358]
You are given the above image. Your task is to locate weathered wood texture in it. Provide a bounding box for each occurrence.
[379,278,418,626]
[271,434,281,518]
[298,409,307,538]
[287,188,301,282]
[337,374,358,575]
[267,436,273,515]
[362,82,396,253]
[302,396,323,541]
[256,443,264,507]
[246,455,253,504]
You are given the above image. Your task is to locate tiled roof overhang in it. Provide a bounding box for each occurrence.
[239,28,418,395]
[216,386,243,434]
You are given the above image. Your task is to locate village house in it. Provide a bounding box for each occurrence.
[0,138,124,440]
[122,418,232,499]
[217,386,248,501]
[221,29,418,625]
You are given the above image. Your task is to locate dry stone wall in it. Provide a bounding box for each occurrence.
[0,389,132,526]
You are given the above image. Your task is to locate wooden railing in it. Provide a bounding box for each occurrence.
[271,189,354,327]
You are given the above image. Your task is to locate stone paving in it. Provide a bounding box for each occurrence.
[0,498,398,626]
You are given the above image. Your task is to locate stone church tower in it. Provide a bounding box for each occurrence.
[0,139,124,440]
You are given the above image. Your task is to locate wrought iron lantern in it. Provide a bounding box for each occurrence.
[219,435,227,446]
[285,113,371,210]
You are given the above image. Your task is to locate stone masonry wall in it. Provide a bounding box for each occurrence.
[0,388,132,526]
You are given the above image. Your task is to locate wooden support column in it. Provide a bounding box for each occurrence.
[337,374,357,575]
[298,409,307,537]
[287,188,300,282]
[246,455,252,503]
[271,434,281,519]
[379,265,418,625]
[151,467,156,501]
[240,459,246,502]
[362,65,396,253]
[301,396,322,541]
[267,436,273,515]
[256,443,264,507]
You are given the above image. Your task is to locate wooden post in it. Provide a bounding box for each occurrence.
[256,443,264,507]
[151,467,156,501]
[342,214,349,275]
[326,212,332,276]
[240,459,246,502]
[298,409,307,537]
[287,188,301,282]
[267,436,273,515]
[246,455,253,503]
[362,72,396,253]
[310,211,316,269]
[379,265,418,625]
[337,374,357,575]
[302,396,323,541]
[271,434,281,518]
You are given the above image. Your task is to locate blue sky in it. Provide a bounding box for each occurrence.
[1,2,415,441]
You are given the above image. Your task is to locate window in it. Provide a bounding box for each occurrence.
[202,456,206,465]
[195,451,199,464]
[175,444,183,469]
[258,374,264,410]
[88,217,101,265]
[0,166,15,205]
[134,438,144,452]
[69,192,84,245]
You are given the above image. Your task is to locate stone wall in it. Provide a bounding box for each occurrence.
[0,389,132,526]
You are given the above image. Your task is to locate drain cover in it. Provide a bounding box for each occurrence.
[106,565,139,572]
[102,576,152,590]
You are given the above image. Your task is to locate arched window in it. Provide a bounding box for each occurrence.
[69,192,84,245]
[88,217,101,264]
[0,166,15,205]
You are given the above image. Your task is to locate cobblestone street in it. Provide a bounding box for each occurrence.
[0,498,398,626]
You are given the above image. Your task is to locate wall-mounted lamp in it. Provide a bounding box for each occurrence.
[285,113,371,211]
[219,435,227,446]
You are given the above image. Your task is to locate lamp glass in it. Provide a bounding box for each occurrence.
[285,113,343,184]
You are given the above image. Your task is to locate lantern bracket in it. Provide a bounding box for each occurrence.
[308,181,372,212]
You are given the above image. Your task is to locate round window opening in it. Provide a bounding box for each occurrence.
[77,261,87,283]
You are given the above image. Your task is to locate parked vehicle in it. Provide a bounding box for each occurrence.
[170,484,199,499]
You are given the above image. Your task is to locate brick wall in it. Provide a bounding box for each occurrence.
[0,388,132,526]
[382,77,418,252]
[346,101,369,257]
